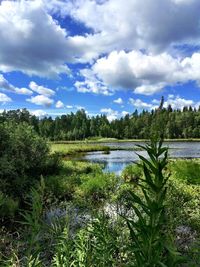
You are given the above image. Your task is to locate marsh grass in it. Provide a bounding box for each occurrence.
[50,143,111,156]
[1,141,200,266]
[50,142,141,157]
[169,159,200,185]
[167,160,200,232]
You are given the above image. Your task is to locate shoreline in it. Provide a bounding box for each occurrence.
[50,138,200,145]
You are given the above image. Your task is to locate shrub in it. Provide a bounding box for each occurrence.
[0,192,18,219]
[0,121,60,216]
[122,163,143,183]
[45,174,81,201]
[169,159,200,185]
[76,172,117,205]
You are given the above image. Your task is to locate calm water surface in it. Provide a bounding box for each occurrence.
[82,142,200,175]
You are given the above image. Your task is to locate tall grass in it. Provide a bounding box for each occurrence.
[4,140,199,266]
[51,143,110,156]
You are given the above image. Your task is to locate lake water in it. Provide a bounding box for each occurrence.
[82,142,200,175]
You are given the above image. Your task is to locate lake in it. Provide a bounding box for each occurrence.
[82,141,200,175]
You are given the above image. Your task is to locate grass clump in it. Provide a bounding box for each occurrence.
[122,163,143,184]
[76,172,117,206]
[51,143,110,156]
[0,192,19,219]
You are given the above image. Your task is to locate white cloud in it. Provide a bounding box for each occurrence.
[75,105,85,110]
[66,105,73,109]
[163,95,195,109]
[75,50,200,95]
[0,74,32,95]
[29,81,55,97]
[114,97,123,104]
[56,0,200,61]
[1,0,200,80]
[55,100,64,108]
[74,69,111,95]
[100,108,118,121]
[27,95,54,107]
[168,94,175,99]
[31,109,47,117]
[134,84,165,96]
[0,92,12,103]
[0,0,70,77]
[129,95,199,111]
[129,98,155,109]
[122,111,129,116]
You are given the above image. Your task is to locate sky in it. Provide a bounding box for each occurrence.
[1,0,200,120]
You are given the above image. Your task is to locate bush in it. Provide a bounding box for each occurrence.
[169,159,200,185]
[76,172,117,205]
[0,121,60,216]
[122,163,143,183]
[45,174,81,201]
[0,192,18,219]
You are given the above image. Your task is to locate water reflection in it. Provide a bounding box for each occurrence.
[81,142,200,175]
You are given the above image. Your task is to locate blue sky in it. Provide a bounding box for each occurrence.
[1,0,200,120]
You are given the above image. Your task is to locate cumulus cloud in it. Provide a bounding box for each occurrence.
[0,74,32,95]
[0,0,70,77]
[129,95,200,111]
[27,95,54,107]
[57,0,200,60]
[31,109,47,117]
[74,69,111,95]
[163,95,195,109]
[29,81,55,97]
[0,92,12,103]
[100,108,118,121]
[114,97,123,104]
[66,105,73,109]
[76,50,200,95]
[76,105,85,110]
[55,100,64,108]
[129,98,155,109]
[122,111,129,116]
[1,0,200,79]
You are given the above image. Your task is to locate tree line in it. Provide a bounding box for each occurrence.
[1,105,200,140]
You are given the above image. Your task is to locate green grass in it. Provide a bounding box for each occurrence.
[2,142,200,266]
[50,142,142,156]
[167,159,200,232]
[45,160,118,207]
[169,159,200,185]
[51,138,200,144]
[50,143,111,155]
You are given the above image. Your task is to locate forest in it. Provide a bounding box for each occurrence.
[1,104,200,141]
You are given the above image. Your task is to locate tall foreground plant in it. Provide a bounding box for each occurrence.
[126,139,181,266]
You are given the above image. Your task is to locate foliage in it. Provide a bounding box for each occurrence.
[2,107,200,140]
[124,140,181,266]
[0,192,19,219]
[169,159,200,185]
[122,163,143,183]
[51,143,110,155]
[0,121,61,218]
[167,172,200,231]
[45,161,117,207]
[76,172,117,205]
[2,140,200,266]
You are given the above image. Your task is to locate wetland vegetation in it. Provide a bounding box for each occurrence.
[0,110,200,266]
